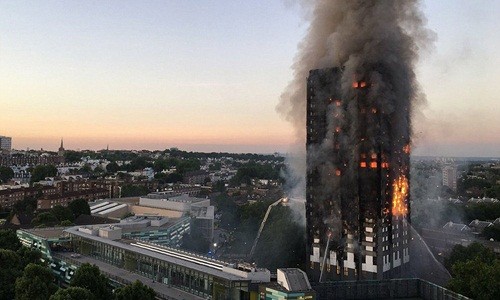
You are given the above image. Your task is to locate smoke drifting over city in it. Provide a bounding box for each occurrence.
[278,0,434,205]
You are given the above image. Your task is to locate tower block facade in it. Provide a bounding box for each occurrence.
[306,68,410,282]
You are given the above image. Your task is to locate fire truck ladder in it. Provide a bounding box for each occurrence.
[249,197,287,258]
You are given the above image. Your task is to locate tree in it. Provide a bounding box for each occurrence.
[153,159,168,173]
[444,242,496,270]
[482,225,500,241]
[51,205,75,222]
[0,229,22,251]
[213,180,226,193]
[70,263,112,300]
[0,166,14,183]
[50,287,95,300]
[114,280,156,300]
[106,162,119,173]
[15,263,58,300]
[60,220,73,226]
[121,185,150,197]
[176,159,201,174]
[16,246,43,268]
[64,151,82,163]
[448,258,500,299]
[12,196,37,215]
[31,212,58,227]
[68,199,91,218]
[0,249,22,300]
[30,165,57,183]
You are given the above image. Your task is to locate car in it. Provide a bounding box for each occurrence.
[70,254,81,258]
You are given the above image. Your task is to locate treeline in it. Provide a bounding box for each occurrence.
[230,162,282,186]
[65,148,284,164]
[0,229,156,300]
[10,197,90,227]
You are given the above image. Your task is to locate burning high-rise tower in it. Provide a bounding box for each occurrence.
[306,66,411,281]
[276,0,431,283]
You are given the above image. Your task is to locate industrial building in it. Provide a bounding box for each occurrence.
[17,222,271,300]
[306,68,410,281]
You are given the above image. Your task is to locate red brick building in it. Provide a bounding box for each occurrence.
[0,186,58,210]
[37,188,108,210]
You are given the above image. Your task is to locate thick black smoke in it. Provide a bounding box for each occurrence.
[278,0,434,218]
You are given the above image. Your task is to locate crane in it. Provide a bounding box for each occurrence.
[249,197,288,258]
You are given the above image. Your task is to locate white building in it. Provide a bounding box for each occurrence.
[442,165,457,192]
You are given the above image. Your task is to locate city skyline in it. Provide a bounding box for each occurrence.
[1,1,499,157]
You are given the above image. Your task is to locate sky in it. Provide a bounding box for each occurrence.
[0,1,498,157]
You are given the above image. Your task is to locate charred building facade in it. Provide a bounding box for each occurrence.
[306,68,411,282]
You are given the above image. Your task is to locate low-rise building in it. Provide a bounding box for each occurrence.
[37,188,108,209]
[0,186,58,209]
[17,225,271,300]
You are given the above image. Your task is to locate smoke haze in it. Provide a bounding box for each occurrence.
[278,0,434,208]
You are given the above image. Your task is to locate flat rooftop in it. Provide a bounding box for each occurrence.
[64,226,261,282]
[23,227,68,239]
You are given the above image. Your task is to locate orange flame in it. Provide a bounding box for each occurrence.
[403,144,410,154]
[392,175,409,216]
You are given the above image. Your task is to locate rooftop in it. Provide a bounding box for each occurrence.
[64,226,269,282]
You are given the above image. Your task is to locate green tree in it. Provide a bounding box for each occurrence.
[153,159,169,173]
[482,225,500,241]
[213,180,226,193]
[0,249,22,300]
[30,165,58,183]
[0,166,14,183]
[448,258,500,299]
[121,185,150,197]
[31,212,58,227]
[68,199,91,218]
[60,220,74,226]
[17,246,43,268]
[0,229,22,251]
[106,162,119,173]
[15,263,58,300]
[12,196,38,215]
[51,205,75,222]
[50,287,95,300]
[444,242,496,270]
[70,263,112,300]
[64,151,82,163]
[177,158,201,174]
[114,280,156,300]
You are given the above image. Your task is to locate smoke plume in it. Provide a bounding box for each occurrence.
[278,0,434,212]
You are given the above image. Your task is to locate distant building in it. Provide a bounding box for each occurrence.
[183,170,209,185]
[442,165,457,192]
[469,219,493,234]
[442,221,471,233]
[0,135,12,154]
[57,138,65,162]
[37,188,108,210]
[0,186,58,210]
